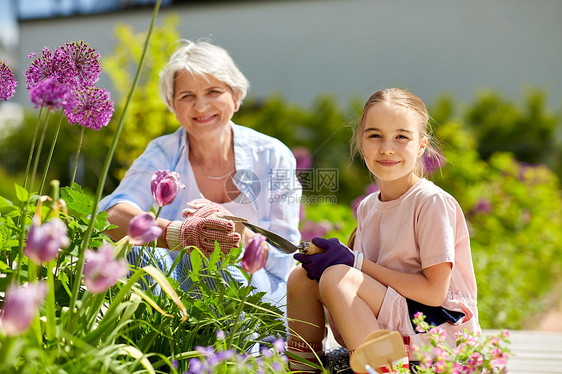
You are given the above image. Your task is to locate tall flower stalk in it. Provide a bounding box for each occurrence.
[226,234,267,349]
[68,0,163,316]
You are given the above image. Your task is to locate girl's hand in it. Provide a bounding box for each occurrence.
[294,237,362,282]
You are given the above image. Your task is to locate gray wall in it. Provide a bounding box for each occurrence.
[14,0,562,109]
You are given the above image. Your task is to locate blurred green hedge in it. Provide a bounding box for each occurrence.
[1,16,561,329]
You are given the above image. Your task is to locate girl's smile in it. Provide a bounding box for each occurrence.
[361,102,427,200]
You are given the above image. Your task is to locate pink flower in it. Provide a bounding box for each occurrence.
[24,217,70,264]
[83,244,128,294]
[469,352,483,367]
[0,60,18,101]
[434,360,447,373]
[0,282,47,336]
[413,311,424,320]
[429,326,447,341]
[241,234,267,274]
[127,213,163,245]
[151,170,185,207]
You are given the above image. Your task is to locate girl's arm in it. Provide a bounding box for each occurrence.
[361,259,452,306]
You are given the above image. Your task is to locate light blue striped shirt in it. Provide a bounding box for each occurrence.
[99,122,301,308]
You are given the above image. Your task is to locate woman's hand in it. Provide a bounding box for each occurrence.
[165,199,241,256]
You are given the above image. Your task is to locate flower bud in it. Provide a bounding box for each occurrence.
[127,213,163,245]
[151,170,185,207]
[0,282,47,336]
[83,244,128,294]
[24,217,70,264]
[241,234,267,274]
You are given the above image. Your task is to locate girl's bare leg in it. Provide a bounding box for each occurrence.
[287,265,326,342]
[319,264,387,350]
[287,266,327,372]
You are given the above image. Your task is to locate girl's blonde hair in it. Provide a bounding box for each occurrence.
[351,88,443,178]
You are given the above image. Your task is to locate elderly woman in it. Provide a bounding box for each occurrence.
[99,40,301,312]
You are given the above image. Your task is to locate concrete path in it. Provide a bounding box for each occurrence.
[501,330,562,373]
[325,329,562,373]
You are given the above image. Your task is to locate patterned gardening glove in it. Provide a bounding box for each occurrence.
[294,237,363,282]
[165,199,241,256]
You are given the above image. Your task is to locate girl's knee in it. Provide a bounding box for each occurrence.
[319,265,360,299]
[287,265,314,290]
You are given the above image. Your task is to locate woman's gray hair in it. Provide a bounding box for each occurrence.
[158,39,250,113]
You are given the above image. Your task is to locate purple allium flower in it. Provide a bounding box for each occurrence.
[24,217,70,264]
[58,41,101,87]
[0,60,18,101]
[65,86,114,130]
[127,213,163,245]
[241,234,267,274]
[0,282,47,336]
[151,170,185,207]
[83,244,128,294]
[292,147,313,170]
[24,47,76,90]
[29,76,72,111]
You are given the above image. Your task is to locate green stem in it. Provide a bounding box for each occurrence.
[67,0,162,320]
[46,259,56,341]
[23,105,45,191]
[226,274,253,349]
[70,126,86,189]
[29,110,51,194]
[39,110,64,195]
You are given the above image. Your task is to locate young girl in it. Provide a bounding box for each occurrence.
[286,88,480,373]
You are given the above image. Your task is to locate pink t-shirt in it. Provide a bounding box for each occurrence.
[355,179,480,343]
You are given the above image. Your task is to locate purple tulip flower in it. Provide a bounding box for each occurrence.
[151,170,185,207]
[24,217,70,264]
[0,282,47,336]
[0,60,18,101]
[241,234,267,274]
[127,213,163,245]
[83,244,128,294]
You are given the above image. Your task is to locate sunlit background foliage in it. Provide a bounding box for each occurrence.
[1,16,562,330]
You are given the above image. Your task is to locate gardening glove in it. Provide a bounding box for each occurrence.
[165,199,241,256]
[294,237,363,282]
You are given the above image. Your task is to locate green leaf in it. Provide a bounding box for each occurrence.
[14,184,29,202]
